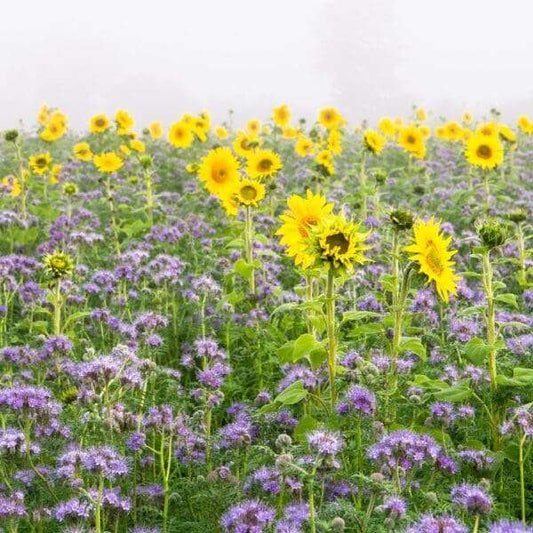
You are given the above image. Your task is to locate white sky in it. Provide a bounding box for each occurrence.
[1,0,533,130]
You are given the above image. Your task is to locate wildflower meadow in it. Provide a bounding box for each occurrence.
[0,105,531,532]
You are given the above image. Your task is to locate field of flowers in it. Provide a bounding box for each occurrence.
[0,104,531,533]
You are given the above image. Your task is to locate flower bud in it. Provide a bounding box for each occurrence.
[139,155,153,169]
[4,130,18,142]
[43,251,74,279]
[476,219,508,250]
[275,453,293,469]
[331,517,345,532]
[390,209,414,231]
[63,183,78,196]
[507,209,527,224]
[275,433,292,450]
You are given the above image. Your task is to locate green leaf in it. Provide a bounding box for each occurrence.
[274,380,308,405]
[497,368,533,387]
[494,293,518,310]
[464,337,490,365]
[399,337,426,360]
[433,382,472,402]
[292,334,319,360]
[63,311,91,331]
[410,375,449,391]
[340,310,380,325]
[294,414,318,442]
[277,341,295,365]
[234,259,255,280]
[309,347,328,370]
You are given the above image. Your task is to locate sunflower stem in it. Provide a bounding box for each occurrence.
[244,206,256,295]
[325,268,337,408]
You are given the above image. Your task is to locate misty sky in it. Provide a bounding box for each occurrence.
[1,0,533,131]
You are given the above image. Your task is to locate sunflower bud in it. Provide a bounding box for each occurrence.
[4,130,18,143]
[43,251,74,279]
[476,219,508,250]
[372,168,387,185]
[139,155,152,169]
[507,209,527,225]
[390,209,414,231]
[63,183,78,196]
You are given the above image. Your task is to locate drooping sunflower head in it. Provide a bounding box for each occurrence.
[198,147,240,197]
[498,124,516,144]
[234,179,266,207]
[465,134,503,170]
[93,152,124,174]
[246,150,283,179]
[43,251,74,279]
[363,130,386,155]
[90,114,111,134]
[405,217,460,303]
[308,214,370,273]
[276,189,334,269]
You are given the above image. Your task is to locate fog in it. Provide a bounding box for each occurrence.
[1,0,533,130]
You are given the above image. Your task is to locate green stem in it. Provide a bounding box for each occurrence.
[325,268,337,408]
[105,176,121,257]
[482,250,497,390]
[95,475,104,533]
[516,223,526,286]
[473,514,480,533]
[244,206,256,295]
[519,432,527,524]
[53,279,62,336]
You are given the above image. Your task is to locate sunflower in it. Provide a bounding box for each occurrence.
[43,251,74,279]
[476,122,499,138]
[198,147,240,197]
[94,152,123,173]
[40,113,67,142]
[115,109,135,134]
[498,124,516,144]
[295,136,315,157]
[315,150,335,175]
[191,116,210,142]
[234,179,266,207]
[168,121,194,148]
[215,126,229,139]
[462,112,473,125]
[148,121,163,139]
[130,139,146,153]
[420,125,431,139]
[50,164,62,184]
[328,129,343,155]
[363,130,386,155]
[2,176,21,197]
[398,125,426,159]
[443,121,464,142]
[90,114,111,134]
[73,142,93,162]
[465,134,503,169]
[307,214,369,272]
[378,117,397,138]
[282,127,299,139]
[37,104,50,126]
[29,153,52,175]
[272,104,291,127]
[517,115,533,134]
[246,119,261,136]
[405,217,460,303]
[415,107,427,121]
[318,107,343,130]
[233,131,261,157]
[276,190,334,269]
[246,150,282,179]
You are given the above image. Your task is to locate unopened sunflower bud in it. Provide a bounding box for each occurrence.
[63,183,78,196]
[373,168,387,185]
[139,155,152,169]
[4,130,18,142]
[390,209,414,231]
[477,219,508,250]
[425,491,438,504]
[507,209,527,224]
[43,251,74,279]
